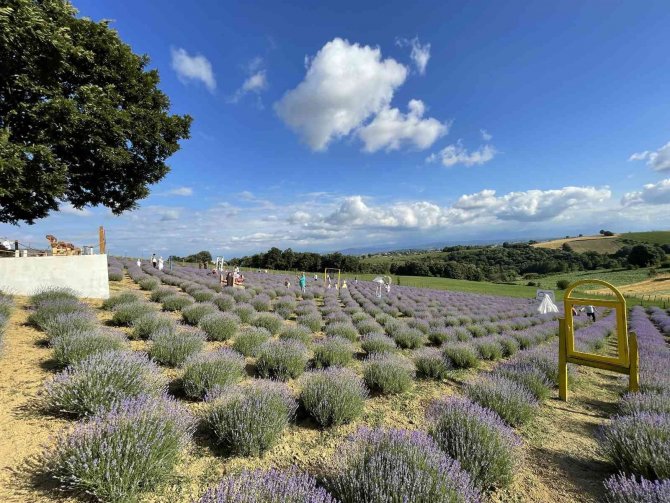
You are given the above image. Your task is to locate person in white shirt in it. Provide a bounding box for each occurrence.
[585,305,597,322]
[158,257,164,271]
[136,258,141,268]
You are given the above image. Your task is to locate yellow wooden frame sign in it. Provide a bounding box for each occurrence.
[558,279,639,401]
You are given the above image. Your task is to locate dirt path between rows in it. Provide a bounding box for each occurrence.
[0,296,71,502]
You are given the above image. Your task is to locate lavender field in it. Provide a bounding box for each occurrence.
[2,260,669,503]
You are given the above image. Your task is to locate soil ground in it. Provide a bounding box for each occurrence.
[0,276,628,503]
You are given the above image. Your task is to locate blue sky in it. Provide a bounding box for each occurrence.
[3,0,670,258]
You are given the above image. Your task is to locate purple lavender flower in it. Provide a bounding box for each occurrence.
[49,394,194,502]
[328,427,480,503]
[44,350,167,416]
[602,412,670,479]
[300,367,368,427]
[604,473,670,502]
[427,396,521,490]
[198,466,336,503]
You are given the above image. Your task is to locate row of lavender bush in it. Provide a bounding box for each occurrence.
[0,291,13,351]
[601,306,670,502]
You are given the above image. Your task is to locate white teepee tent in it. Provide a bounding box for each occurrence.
[538,294,559,314]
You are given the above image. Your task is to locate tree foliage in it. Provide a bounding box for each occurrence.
[0,0,191,224]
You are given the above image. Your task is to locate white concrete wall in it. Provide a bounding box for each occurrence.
[0,254,110,299]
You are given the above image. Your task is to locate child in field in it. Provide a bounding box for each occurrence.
[299,273,307,293]
[285,278,291,288]
[585,305,597,322]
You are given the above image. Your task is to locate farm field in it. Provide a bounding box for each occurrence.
[1,262,669,502]
[532,231,670,254]
[531,235,624,254]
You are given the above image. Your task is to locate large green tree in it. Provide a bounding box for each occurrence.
[0,0,192,224]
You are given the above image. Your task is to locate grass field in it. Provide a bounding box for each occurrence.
[620,230,670,245]
[512,268,654,289]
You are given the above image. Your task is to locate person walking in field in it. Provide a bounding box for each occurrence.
[585,305,597,322]
[299,272,307,294]
[158,256,164,271]
[151,254,157,269]
[136,258,141,268]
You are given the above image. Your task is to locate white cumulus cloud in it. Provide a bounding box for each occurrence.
[622,178,670,206]
[170,48,216,92]
[167,187,193,196]
[274,38,407,151]
[427,141,497,167]
[397,37,431,75]
[480,129,492,141]
[321,186,610,230]
[358,99,449,152]
[629,140,670,172]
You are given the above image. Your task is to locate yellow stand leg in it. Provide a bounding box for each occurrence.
[558,318,568,401]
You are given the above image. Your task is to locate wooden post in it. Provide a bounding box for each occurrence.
[558,318,568,401]
[99,226,106,254]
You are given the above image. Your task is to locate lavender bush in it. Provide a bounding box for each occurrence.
[130,312,177,339]
[443,342,480,369]
[279,325,313,346]
[393,327,426,349]
[604,473,670,503]
[108,267,123,281]
[31,287,78,306]
[255,340,308,380]
[363,354,415,395]
[413,347,451,379]
[45,351,167,416]
[327,427,479,503]
[28,298,90,331]
[182,302,218,326]
[298,313,323,333]
[212,294,235,312]
[161,294,195,312]
[150,286,177,303]
[111,301,155,326]
[313,337,355,368]
[138,277,160,291]
[41,311,99,340]
[232,327,271,357]
[602,412,670,479]
[206,380,297,456]
[464,375,539,427]
[360,333,396,354]
[199,312,240,341]
[234,303,257,323]
[51,329,127,366]
[619,392,670,416]
[251,312,285,335]
[473,338,503,361]
[192,289,217,302]
[48,394,194,502]
[149,328,206,367]
[182,348,246,399]
[427,397,521,490]
[198,467,336,503]
[300,367,367,427]
[493,362,553,400]
[325,322,359,342]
